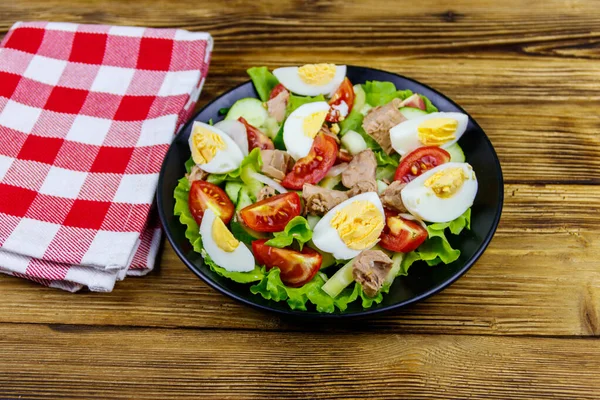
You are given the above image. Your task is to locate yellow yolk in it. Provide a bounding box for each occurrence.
[211,216,239,252]
[298,63,336,86]
[191,127,226,165]
[417,118,458,146]
[330,201,384,250]
[302,111,327,138]
[424,167,467,198]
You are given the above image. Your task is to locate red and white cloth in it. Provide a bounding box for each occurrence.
[0,22,212,292]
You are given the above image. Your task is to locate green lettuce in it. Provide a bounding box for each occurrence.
[173,175,264,283]
[287,93,326,115]
[247,66,279,102]
[265,216,312,250]
[206,148,263,199]
[374,151,400,181]
[362,81,412,107]
[420,94,438,113]
[273,124,286,150]
[251,269,335,313]
[339,109,363,135]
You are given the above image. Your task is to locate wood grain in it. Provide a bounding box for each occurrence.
[1,323,600,399]
[0,184,598,336]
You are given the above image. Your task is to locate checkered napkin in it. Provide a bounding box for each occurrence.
[0,22,212,292]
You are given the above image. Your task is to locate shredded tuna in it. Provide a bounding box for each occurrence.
[266,89,290,123]
[381,180,407,213]
[302,184,349,216]
[186,165,208,183]
[260,149,294,181]
[362,98,405,154]
[352,250,393,297]
[257,185,277,201]
[342,149,377,195]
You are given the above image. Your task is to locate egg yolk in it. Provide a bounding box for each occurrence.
[417,118,458,146]
[424,167,467,198]
[191,127,226,165]
[303,111,327,138]
[330,201,384,250]
[298,63,336,86]
[212,216,239,252]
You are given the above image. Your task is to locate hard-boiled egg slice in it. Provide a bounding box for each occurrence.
[189,121,244,173]
[401,162,478,223]
[273,64,347,97]
[200,209,255,272]
[312,192,385,260]
[283,101,330,160]
[390,112,469,156]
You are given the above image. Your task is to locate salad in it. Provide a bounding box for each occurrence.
[174,64,477,313]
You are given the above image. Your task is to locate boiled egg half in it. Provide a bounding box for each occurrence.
[273,64,346,97]
[312,192,385,260]
[283,101,330,160]
[189,121,244,174]
[401,162,478,223]
[200,209,255,272]
[390,112,469,156]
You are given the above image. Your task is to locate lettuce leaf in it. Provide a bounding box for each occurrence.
[206,148,264,199]
[362,81,412,107]
[247,66,279,102]
[273,124,286,150]
[339,109,364,135]
[287,93,326,115]
[375,151,400,180]
[250,269,335,313]
[265,216,312,250]
[420,94,438,113]
[173,175,264,283]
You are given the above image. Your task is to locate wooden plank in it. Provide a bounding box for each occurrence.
[1,324,599,399]
[0,183,598,336]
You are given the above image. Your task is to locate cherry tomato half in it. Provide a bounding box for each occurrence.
[281,133,338,190]
[326,77,355,123]
[379,209,428,253]
[252,239,322,287]
[188,180,235,225]
[238,117,274,151]
[239,192,301,232]
[394,146,451,183]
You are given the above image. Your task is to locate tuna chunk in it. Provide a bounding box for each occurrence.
[266,89,289,123]
[352,250,393,297]
[342,149,377,195]
[257,185,277,201]
[261,149,294,181]
[186,165,208,183]
[380,180,407,213]
[302,184,349,215]
[362,98,405,154]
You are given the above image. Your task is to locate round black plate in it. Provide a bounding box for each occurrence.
[157,66,503,318]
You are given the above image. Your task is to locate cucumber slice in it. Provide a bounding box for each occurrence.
[341,129,367,155]
[306,215,321,230]
[377,180,389,195]
[322,260,355,298]
[399,107,427,120]
[262,116,280,139]
[446,143,466,163]
[360,104,373,116]
[225,98,268,128]
[384,253,404,287]
[307,240,336,270]
[353,84,366,112]
[319,175,342,190]
[225,181,243,204]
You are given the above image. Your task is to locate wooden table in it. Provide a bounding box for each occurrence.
[1,1,599,398]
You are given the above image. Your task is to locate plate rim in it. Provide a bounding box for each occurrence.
[157,65,504,318]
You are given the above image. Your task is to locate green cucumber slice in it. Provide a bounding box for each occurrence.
[446,143,466,163]
[399,107,427,120]
[225,98,268,128]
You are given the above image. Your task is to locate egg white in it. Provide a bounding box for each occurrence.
[189,121,244,174]
[283,101,330,160]
[401,162,478,223]
[312,192,385,260]
[390,112,469,156]
[273,65,347,97]
[200,209,255,272]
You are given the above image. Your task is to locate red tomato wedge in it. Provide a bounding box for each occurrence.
[269,83,288,100]
[239,192,301,232]
[326,77,355,123]
[281,133,338,190]
[238,117,274,151]
[188,180,235,225]
[394,146,451,183]
[252,239,322,287]
[379,209,428,253]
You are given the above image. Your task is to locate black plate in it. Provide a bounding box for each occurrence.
[157,66,503,317]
